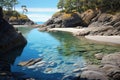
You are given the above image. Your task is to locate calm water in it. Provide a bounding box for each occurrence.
[11,27,120,80]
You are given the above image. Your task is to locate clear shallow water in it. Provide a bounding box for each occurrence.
[11,27,120,80]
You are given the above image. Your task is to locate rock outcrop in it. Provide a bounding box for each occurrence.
[0,7,27,53]
[9,18,35,25]
[41,9,120,35]
[44,12,86,28]
[79,52,120,80]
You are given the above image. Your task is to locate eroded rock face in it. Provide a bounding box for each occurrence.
[0,7,27,53]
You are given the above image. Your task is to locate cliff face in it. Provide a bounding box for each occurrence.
[0,7,27,53]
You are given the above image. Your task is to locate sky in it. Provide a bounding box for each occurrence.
[16,0,59,22]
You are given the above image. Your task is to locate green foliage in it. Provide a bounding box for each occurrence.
[3,10,20,18]
[57,0,64,10]
[0,0,18,10]
[19,14,28,20]
[57,0,120,13]
[3,10,29,21]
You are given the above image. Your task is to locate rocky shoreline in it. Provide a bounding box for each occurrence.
[48,28,120,45]
[18,52,120,80]
[39,9,120,36]
[37,9,120,80]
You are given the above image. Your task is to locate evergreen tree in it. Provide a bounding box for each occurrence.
[57,0,65,10]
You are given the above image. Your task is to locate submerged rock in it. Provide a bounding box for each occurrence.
[18,58,42,67]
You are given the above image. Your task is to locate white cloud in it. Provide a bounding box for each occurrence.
[16,7,60,22]
[27,14,52,22]
[16,7,59,12]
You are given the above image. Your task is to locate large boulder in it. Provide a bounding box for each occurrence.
[101,52,120,66]
[80,70,108,80]
[62,13,84,27]
[0,7,27,53]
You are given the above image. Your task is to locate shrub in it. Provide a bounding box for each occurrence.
[19,14,28,20]
[9,16,17,21]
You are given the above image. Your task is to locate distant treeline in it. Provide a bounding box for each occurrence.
[57,0,120,13]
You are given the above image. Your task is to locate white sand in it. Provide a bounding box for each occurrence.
[48,28,85,33]
[49,28,120,45]
[85,36,120,44]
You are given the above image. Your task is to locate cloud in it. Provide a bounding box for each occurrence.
[16,7,59,22]
[16,7,59,12]
[27,14,52,22]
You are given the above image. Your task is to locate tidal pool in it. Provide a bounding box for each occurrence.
[11,27,120,80]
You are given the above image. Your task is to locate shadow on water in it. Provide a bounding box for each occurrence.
[0,44,65,80]
[0,45,26,79]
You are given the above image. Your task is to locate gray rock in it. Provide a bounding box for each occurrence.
[94,53,104,60]
[39,27,48,31]
[98,13,112,23]
[44,18,54,26]
[54,18,62,24]
[55,24,62,28]
[47,24,55,28]
[73,68,81,73]
[101,53,120,66]
[18,58,42,67]
[107,68,120,80]
[62,13,84,27]
[113,21,120,27]
[80,70,108,80]
[101,64,119,73]
[81,65,100,71]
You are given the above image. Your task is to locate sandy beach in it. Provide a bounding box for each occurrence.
[49,28,120,45]
[49,28,85,33]
[85,36,120,45]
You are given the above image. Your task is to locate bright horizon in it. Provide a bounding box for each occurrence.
[16,0,59,22]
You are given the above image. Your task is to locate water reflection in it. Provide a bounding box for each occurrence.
[49,31,81,56]
[9,28,120,80]
[49,31,120,64]
[0,46,25,79]
[17,27,33,37]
